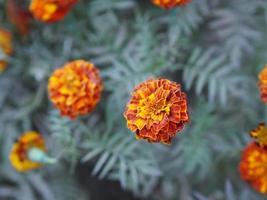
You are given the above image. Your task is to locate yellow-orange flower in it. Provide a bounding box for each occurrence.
[9,131,47,172]
[7,0,33,35]
[48,60,103,119]
[258,65,267,103]
[239,142,267,194]
[29,0,78,23]
[0,28,12,72]
[152,0,191,9]
[124,79,189,144]
[250,122,267,147]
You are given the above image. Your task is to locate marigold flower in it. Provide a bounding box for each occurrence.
[250,122,267,147]
[258,65,267,103]
[9,131,53,172]
[124,79,189,144]
[6,0,33,35]
[0,28,12,72]
[48,60,103,119]
[29,0,78,23]
[239,142,267,194]
[152,0,191,9]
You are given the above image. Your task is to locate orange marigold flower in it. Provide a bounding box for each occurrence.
[239,142,267,194]
[152,0,191,9]
[124,79,189,144]
[250,122,267,147]
[9,131,47,172]
[48,60,103,119]
[259,65,267,103]
[0,28,12,72]
[29,0,78,23]
[7,0,33,35]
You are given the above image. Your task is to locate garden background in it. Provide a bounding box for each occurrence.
[1,0,267,199]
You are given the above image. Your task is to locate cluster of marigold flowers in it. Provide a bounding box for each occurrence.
[5,0,267,197]
[239,123,267,194]
[237,65,267,195]
[5,0,192,173]
[1,0,189,73]
[7,0,190,32]
[5,0,79,37]
[9,60,190,172]
[4,0,267,198]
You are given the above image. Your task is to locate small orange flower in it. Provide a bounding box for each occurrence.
[259,65,267,103]
[6,0,33,35]
[48,60,103,119]
[29,0,78,23]
[239,142,267,194]
[152,0,191,9]
[250,123,267,147]
[0,28,12,72]
[124,79,189,144]
[9,131,47,172]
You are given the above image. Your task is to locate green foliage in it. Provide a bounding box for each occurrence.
[81,129,161,196]
[183,47,252,106]
[1,0,267,199]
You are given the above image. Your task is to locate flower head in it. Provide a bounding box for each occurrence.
[0,28,12,72]
[250,123,267,147]
[124,79,189,144]
[7,0,33,35]
[48,60,103,119]
[9,131,48,172]
[152,0,191,9]
[29,0,78,23]
[239,142,267,194]
[259,65,267,103]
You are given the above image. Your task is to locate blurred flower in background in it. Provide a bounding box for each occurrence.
[48,60,103,119]
[0,28,12,72]
[6,0,33,35]
[29,0,78,23]
[258,65,267,104]
[9,131,55,172]
[152,0,191,9]
[239,142,267,194]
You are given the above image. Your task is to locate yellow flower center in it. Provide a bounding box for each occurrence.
[42,3,58,21]
[59,69,82,95]
[137,88,171,122]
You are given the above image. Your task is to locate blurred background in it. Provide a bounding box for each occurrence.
[0,0,267,199]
